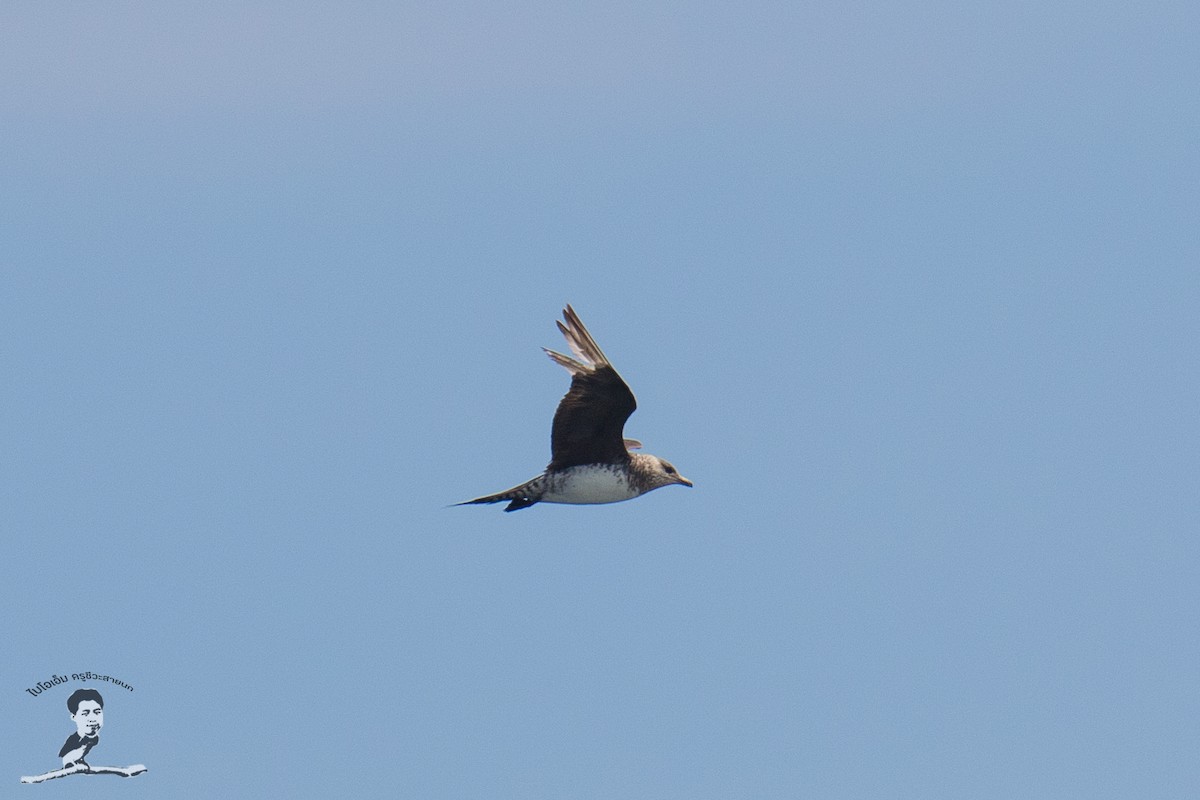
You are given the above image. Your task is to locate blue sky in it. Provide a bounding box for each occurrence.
[2,2,1197,798]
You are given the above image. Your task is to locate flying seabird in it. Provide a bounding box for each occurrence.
[458,305,692,512]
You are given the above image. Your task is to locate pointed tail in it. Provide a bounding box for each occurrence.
[454,476,545,512]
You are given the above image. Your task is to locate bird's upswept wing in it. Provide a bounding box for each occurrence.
[542,305,637,470]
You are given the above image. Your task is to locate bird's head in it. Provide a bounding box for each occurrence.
[647,456,693,490]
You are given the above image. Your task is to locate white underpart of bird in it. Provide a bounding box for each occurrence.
[457,305,692,512]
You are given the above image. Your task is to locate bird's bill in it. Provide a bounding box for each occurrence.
[676,475,694,487]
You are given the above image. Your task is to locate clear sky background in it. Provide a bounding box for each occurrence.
[2,2,1197,798]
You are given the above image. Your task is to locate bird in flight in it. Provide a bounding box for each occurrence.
[458,305,692,512]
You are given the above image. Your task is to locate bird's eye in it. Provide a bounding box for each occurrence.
[665,465,675,474]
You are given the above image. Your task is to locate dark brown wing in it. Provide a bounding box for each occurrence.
[542,305,637,469]
[549,365,636,469]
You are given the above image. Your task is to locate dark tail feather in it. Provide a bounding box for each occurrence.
[503,496,538,512]
[453,495,538,512]
[454,477,544,512]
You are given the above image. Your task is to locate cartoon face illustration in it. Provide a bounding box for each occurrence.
[21,684,146,784]
[71,699,103,738]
